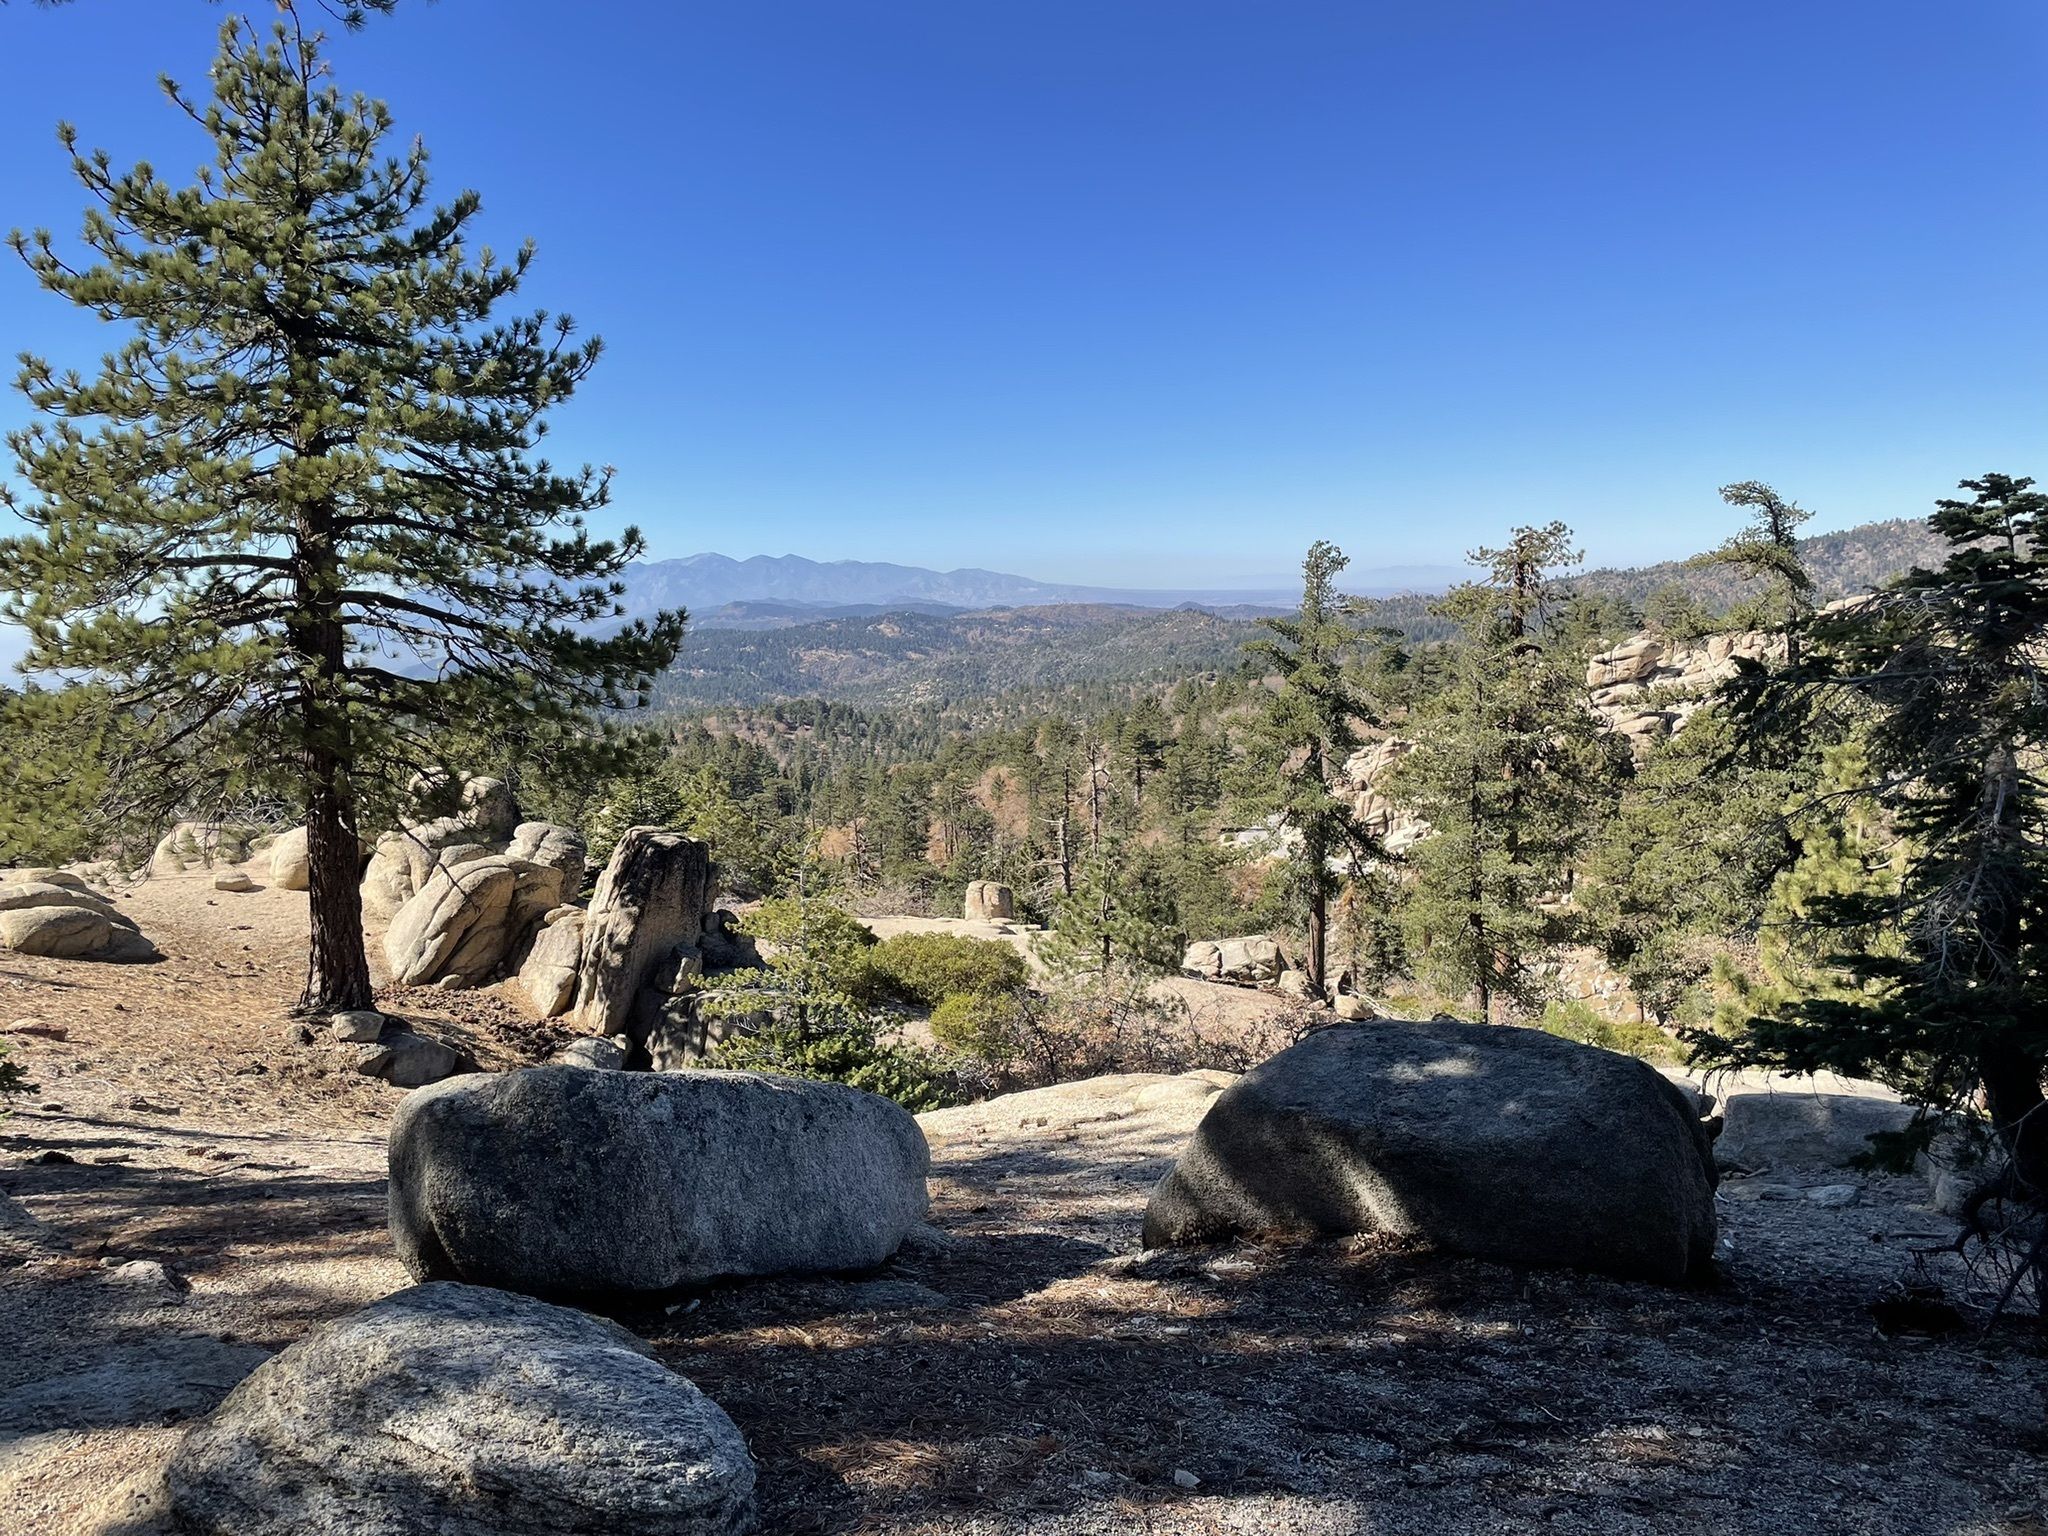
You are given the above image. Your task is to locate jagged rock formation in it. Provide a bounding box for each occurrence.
[158,1281,757,1536]
[389,1067,930,1299]
[1341,737,1428,854]
[1143,1019,1718,1284]
[569,828,714,1036]
[1584,629,1786,752]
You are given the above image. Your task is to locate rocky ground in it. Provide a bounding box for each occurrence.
[1,868,2044,1536]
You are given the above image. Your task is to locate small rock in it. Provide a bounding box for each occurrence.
[281,1021,315,1047]
[1807,1183,1860,1208]
[1172,1468,1201,1490]
[213,871,255,893]
[327,1010,386,1044]
[106,1258,190,1298]
[30,1148,75,1165]
[352,1030,471,1090]
[554,1036,629,1071]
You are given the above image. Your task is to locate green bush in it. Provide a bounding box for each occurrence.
[1536,1000,1687,1064]
[856,932,1028,1009]
[710,1018,960,1113]
[0,1042,27,1115]
[928,989,1032,1060]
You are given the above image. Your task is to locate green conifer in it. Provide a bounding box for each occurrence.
[0,12,681,1011]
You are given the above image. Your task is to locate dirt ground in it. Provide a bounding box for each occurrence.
[2,868,2045,1536]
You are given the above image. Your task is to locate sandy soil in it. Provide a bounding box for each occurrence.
[2,869,2044,1536]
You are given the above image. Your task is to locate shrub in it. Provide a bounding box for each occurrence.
[0,1042,27,1116]
[710,1018,959,1113]
[1537,1000,1687,1064]
[856,932,1027,1009]
[941,967,1325,1093]
[929,989,1032,1059]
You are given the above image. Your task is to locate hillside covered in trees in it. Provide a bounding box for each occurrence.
[645,515,1950,710]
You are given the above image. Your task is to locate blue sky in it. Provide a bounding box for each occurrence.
[1,0,2044,587]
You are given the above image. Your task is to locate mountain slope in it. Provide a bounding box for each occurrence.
[652,605,1259,708]
[616,552,1452,624]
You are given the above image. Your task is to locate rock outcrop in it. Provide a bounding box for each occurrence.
[1584,629,1788,754]
[1341,737,1429,855]
[359,775,547,922]
[0,871,155,961]
[515,909,587,1018]
[147,821,259,877]
[963,880,1015,922]
[382,855,566,990]
[1143,1019,1718,1284]
[159,1281,756,1536]
[508,821,587,899]
[1181,935,1286,985]
[569,828,713,1037]
[389,1066,930,1299]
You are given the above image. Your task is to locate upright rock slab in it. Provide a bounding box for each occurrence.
[389,1066,930,1300]
[1143,1019,1717,1285]
[159,1281,756,1536]
[570,828,712,1036]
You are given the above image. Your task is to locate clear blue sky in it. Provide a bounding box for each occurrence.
[1,0,2043,586]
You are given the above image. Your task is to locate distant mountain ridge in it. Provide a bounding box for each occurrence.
[615,552,1451,626]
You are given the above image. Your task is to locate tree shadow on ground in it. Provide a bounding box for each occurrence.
[645,1230,2048,1535]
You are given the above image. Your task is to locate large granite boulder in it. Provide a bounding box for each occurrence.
[508,821,587,899]
[1705,1072,1917,1172]
[515,909,587,1018]
[963,880,1015,921]
[383,856,564,989]
[1143,1020,1718,1285]
[570,828,713,1036]
[389,1066,930,1300]
[0,874,155,961]
[361,815,480,922]
[1181,934,1285,984]
[158,1281,756,1536]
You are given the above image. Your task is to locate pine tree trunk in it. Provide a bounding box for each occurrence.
[1307,885,1326,998]
[1979,1034,2047,1197]
[299,745,372,1014]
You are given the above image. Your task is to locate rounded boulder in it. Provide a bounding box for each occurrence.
[389,1066,931,1300]
[160,1281,756,1536]
[1142,1019,1717,1284]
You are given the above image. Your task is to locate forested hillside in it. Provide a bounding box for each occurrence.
[651,517,1953,709]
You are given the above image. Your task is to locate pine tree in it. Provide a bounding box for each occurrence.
[1042,836,1183,977]
[0,11,681,1012]
[1714,473,2048,1207]
[1390,523,1625,1021]
[1243,541,1376,996]
[1696,481,1815,661]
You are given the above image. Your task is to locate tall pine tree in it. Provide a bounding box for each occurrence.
[0,11,681,1012]
[1243,540,1376,996]
[1716,473,2048,1208]
[1390,523,1624,1021]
